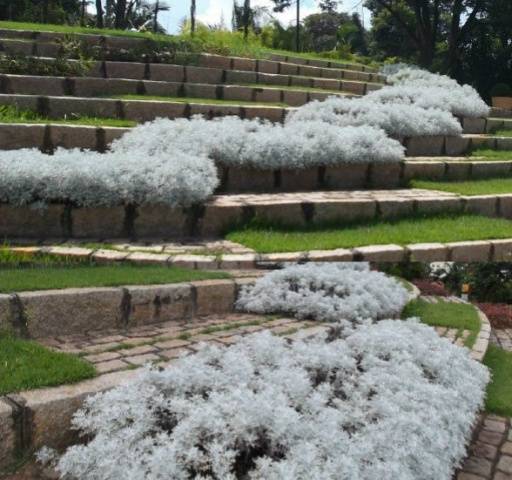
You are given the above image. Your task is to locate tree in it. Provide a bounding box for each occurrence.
[190,0,196,35]
[95,0,104,27]
[113,0,126,28]
[365,0,488,71]
[319,0,340,12]
[152,0,169,32]
[271,0,301,52]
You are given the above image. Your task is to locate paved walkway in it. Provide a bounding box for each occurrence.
[491,329,512,352]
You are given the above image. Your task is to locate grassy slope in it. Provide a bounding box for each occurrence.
[402,298,480,348]
[117,94,287,107]
[470,149,512,160]
[411,178,512,195]
[0,332,95,394]
[0,265,228,292]
[0,105,135,127]
[483,345,512,417]
[226,214,512,253]
[494,129,512,137]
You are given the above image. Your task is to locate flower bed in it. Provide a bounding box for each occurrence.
[477,303,512,329]
[42,319,488,480]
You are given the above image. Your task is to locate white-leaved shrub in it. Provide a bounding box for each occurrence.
[47,320,488,480]
[384,67,490,118]
[112,116,405,168]
[236,263,410,325]
[286,96,463,137]
[0,148,218,207]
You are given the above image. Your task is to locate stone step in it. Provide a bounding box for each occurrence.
[2,55,383,96]
[490,106,512,119]
[462,116,512,134]
[267,52,378,73]
[0,73,351,107]
[1,189,511,241]
[0,32,380,79]
[0,120,509,157]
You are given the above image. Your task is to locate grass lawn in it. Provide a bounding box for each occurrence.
[226,214,512,253]
[116,94,287,107]
[410,178,512,195]
[494,129,512,137]
[402,298,480,348]
[0,264,228,293]
[242,83,351,95]
[0,105,135,127]
[0,332,95,395]
[483,345,512,417]
[470,149,512,160]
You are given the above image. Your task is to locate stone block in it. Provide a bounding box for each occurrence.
[485,118,504,133]
[290,76,314,88]
[298,65,319,77]
[20,287,124,337]
[244,106,284,123]
[282,90,308,107]
[197,54,231,70]
[225,70,258,84]
[49,97,118,120]
[134,204,188,239]
[183,83,217,99]
[497,137,512,150]
[221,167,275,193]
[470,135,496,150]
[105,36,141,50]
[51,124,98,150]
[222,85,253,102]
[71,206,126,239]
[149,64,185,83]
[368,163,402,188]
[353,245,406,262]
[0,39,34,55]
[313,200,377,224]
[445,136,471,156]
[105,61,146,79]
[280,168,319,192]
[74,77,136,97]
[0,294,11,333]
[189,103,241,119]
[462,117,486,134]
[445,162,472,180]
[313,78,340,90]
[257,60,279,74]
[126,283,194,326]
[0,400,15,472]
[123,100,186,122]
[143,80,181,97]
[378,199,414,218]
[193,280,236,316]
[307,249,353,261]
[279,63,300,76]
[252,88,281,104]
[415,197,463,215]
[498,195,512,219]
[323,164,368,189]
[7,75,64,96]
[0,93,39,111]
[340,80,365,95]
[126,252,170,265]
[491,240,512,262]
[402,161,445,181]
[102,126,129,149]
[447,241,492,262]
[0,123,46,150]
[186,66,223,84]
[308,91,331,102]
[406,243,449,262]
[218,254,257,270]
[0,204,65,239]
[199,204,244,237]
[253,202,306,226]
[22,369,138,450]
[232,57,256,72]
[463,195,498,217]
[472,161,512,178]
[406,136,445,156]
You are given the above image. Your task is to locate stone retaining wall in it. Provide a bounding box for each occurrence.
[1,190,511,240]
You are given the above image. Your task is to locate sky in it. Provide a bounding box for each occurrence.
[158,0,370,35]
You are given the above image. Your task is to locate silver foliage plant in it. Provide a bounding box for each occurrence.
[0,148,219,207]
[112,116,405,169]
[46,321,488,480]
[236,263,410,325]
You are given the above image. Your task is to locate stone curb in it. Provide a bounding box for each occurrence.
[471,309,492,362]
[1,190,512,240]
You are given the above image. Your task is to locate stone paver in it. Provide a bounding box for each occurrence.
[491,329,512,352]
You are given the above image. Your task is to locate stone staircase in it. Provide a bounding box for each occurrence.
[0,27,512,251]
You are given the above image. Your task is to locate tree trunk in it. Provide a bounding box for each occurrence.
[296,0,300,51]
[114,0,127,29]
[42,0,49,23]
[153,0,159,32]
[96,0,104,28]
[191,0,196,35]
[243,0,250,40]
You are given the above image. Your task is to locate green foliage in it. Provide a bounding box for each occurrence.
[411,177,512,196]
[0,0,81,24]
[378,262,430,281]
[490,83,512,98]
[483,345,512,417]
[0,331,95,395]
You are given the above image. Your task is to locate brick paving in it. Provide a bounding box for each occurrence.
[491,329,512,352]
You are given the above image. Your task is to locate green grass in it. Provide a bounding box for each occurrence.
[402,298,480,348]
[411,177,512,195]
[116,94,287,107]
[0,332,95,395]
[483,345,512,417]
[242,83,352,95]
[470,149,512,160]
[0,104,135,127]
[226,214,512,253]
[0,264,228,293]
[494,129,512,137]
